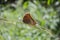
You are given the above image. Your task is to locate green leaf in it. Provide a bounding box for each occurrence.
[23,1,29,9]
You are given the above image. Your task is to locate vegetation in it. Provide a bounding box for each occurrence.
[0,0,60,40]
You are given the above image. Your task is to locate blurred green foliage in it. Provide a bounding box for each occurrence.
[0,0,60,40]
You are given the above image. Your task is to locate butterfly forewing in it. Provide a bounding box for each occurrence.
[23,13,36,25]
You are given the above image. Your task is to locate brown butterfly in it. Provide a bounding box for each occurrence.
[23,13,36,25]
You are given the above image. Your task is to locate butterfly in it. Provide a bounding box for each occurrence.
[23,13,36,25]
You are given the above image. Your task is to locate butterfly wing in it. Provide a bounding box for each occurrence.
[23,14,31,24]
[23,13,36,25]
